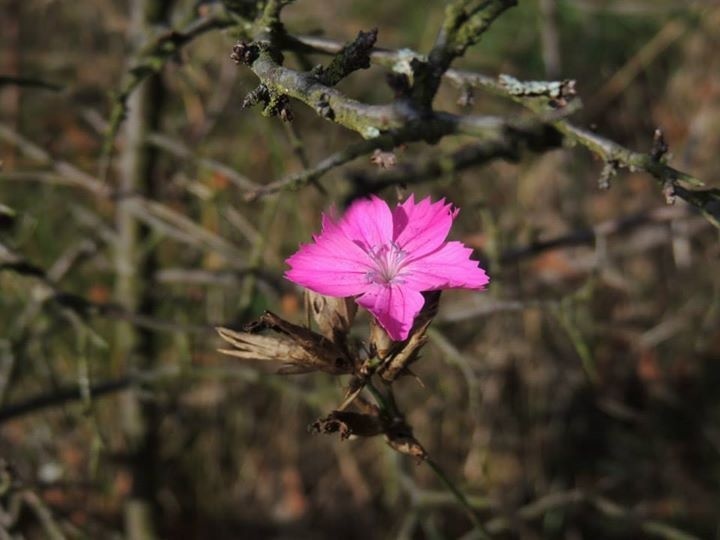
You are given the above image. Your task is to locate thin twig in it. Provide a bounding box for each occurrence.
[425,459,492,540]
[99,8,244,179]
[0,124,252,262]
[279,35,713,225]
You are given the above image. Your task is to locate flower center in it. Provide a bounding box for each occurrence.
[366,243,407,284]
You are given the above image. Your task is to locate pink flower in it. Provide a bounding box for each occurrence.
[285,195,490,341]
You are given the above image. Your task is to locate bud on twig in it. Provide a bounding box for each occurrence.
[599,160,619,190]
[651,128,669,162]
[230,41,259,65]
[370,149,397,169]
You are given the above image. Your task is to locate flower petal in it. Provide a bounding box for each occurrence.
[338,196,394,250]
[285,213,374,297]
[401,241,490,291]
[392,195,458,258]
[357,284,425,341]
[284,266,370,296]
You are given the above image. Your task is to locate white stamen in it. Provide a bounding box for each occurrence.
[366,243,407,284]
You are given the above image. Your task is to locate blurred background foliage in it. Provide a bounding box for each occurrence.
[1,0,719,538]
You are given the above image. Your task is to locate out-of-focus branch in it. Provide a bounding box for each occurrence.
[0,123,110,197]
[100,7,244,179]
[123,197,247,263]
[0,123,251,260]
[0,377,132,424]
[247,118,560,200]
[345,134,560,200]
[246,134,407,200]
[586,17,690,117]
[0,242,216,336]
[499,205,699,264]
[0,76,62,92]
[412,0,517,106]
[587,496,701,540]
[145,133,257,189]
[481,491,700,540]
[404,480,700,540]
[538,0,561,78]
[81,108,259,190]
[0,362,322,424]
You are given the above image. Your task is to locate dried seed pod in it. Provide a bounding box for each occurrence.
[309,411,384,439]
[217,329,313,374]
[377,291,440,381]
[378,320,430,382]
[368,316,394,360]
[217,311,354,375]
[306,291,357,342]
[385,431,427,462]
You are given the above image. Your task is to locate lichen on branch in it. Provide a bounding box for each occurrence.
[256,33,714,227]
[311,28,378,87]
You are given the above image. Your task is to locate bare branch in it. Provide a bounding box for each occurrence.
[0,76,62,92]
[312,28,378,87]
[276,35,713,227]
[0,123,110,196]
[412,0,518,106]
[345,131,561,200]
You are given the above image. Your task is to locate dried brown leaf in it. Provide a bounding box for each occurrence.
[309,411,384,439]
[385,432,427,461]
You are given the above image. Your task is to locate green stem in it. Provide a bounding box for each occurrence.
[365,378,390,412]
[238,193,283,314]
[365,380,492,539]
[425,458,492,540]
